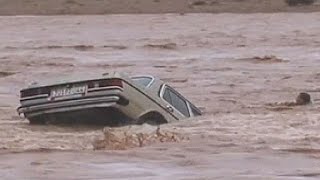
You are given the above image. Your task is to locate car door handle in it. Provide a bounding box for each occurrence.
[165,105,174,113]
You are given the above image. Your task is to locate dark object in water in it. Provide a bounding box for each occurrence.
[285,0,315,6]
[296,92,311,105]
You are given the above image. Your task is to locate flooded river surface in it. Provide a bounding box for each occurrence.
[0,13,320,179]
[1,151,320,180]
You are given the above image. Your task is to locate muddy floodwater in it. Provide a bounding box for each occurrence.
[0,13,320,179]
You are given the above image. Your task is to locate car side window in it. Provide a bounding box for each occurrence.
[162,86,190,117]
[163,87,172,103]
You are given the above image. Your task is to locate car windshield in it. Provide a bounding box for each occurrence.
[131,76,153,87]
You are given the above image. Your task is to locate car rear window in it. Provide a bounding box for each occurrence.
[131,77,153,87]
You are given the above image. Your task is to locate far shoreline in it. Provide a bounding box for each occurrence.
[0,0,320,16]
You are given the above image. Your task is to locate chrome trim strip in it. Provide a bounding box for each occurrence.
[146,76,155,88]
[87,86,123,92]
[26,102,118,118]
[20,94,49,101]
[18,96,120,113]
[186,101,193,117]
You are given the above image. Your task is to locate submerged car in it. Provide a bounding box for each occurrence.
[17,72,201,125]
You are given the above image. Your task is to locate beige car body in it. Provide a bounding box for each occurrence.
[18,72,201,125]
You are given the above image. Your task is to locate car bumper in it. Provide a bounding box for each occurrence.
[17,94,129,118]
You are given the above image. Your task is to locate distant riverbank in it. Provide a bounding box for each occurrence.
[0,0,320,15]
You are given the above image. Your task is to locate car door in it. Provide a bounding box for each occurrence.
[160,85,191,119]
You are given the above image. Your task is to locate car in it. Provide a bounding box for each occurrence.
[17,72,202,125]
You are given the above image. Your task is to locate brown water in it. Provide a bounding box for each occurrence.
[1,151,320,180]
[0,13,320,179]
